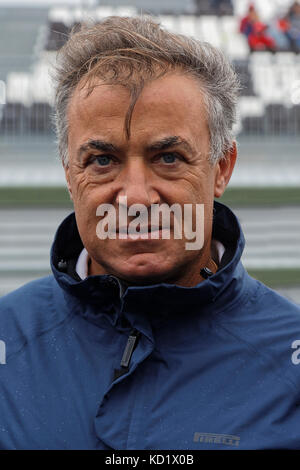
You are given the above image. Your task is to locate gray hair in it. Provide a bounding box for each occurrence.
[53,15,240,167]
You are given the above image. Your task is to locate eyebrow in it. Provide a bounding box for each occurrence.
[78,135,193,158]
[78,140,118,158]
[147,136,193,154]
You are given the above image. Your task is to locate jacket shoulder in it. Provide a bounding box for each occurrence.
[0,275,55,312]
[256,280,300,317]
[0,275,69,356]
[217,279,300,395]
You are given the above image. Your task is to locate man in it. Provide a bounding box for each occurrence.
[1,16,300,450]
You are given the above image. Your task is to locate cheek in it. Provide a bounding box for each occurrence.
[69,167,101,207]
[177,174,214,206]
[74,209,96,248]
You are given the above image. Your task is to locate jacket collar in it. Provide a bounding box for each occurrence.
[50,201,247,326]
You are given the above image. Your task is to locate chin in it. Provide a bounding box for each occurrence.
[116,269,165,285]
[114,260,185,286]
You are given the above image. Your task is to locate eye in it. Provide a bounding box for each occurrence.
[157,152,184,165]
[95,155,114,166]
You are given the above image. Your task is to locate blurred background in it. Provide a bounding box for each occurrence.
[0,0,299,301]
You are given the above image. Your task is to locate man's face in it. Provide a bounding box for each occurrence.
[65,72,236,286]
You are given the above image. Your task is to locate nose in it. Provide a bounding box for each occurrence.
[116,157,160,208]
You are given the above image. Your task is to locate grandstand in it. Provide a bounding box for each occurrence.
[0,7,48,82]
[1,1,300,142]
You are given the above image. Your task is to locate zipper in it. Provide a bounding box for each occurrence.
[113,328,141,381]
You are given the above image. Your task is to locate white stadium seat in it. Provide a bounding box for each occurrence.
[48,7,73,27]
[250,51,273,66]
[225,34,249,59]
[238,96,265,118]
[198,16,221,48]
[158,15,178,34]
[115,7,137,17]
[231,0,250,18]
[221,15,238,35]
[95,6,116,20]
[177,15,198,38]
[220,15,248,59]
[72,8,91,24]
[0,80,5,106]
[6,73,31,106]
[31,64,54,106]
[275,52,297,66]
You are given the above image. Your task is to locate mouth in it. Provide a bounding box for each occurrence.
[115,225,172,241]
[117,226,162,234]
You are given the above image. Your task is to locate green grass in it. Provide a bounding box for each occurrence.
[247,269,300,287]
[219,187,300,207]
[0,186,299,207]
[0,186,73,207]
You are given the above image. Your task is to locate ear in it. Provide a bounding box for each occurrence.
[63,162,73,201]
[214,142,237,199]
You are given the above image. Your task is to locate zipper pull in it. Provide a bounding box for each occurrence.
[113,329,140,381]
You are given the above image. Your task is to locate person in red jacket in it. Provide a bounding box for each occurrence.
[240,3,276,52]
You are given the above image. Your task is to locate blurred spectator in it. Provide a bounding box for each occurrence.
[267,18,290,51]
[280,1,300,52]
[240,3,276,52]
[240,4,259,37]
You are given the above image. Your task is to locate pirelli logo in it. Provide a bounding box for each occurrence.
[193,432,240,447]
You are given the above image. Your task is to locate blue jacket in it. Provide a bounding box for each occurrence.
[1,201,300,450]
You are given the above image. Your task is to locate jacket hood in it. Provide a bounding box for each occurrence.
[50,201,247,328]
